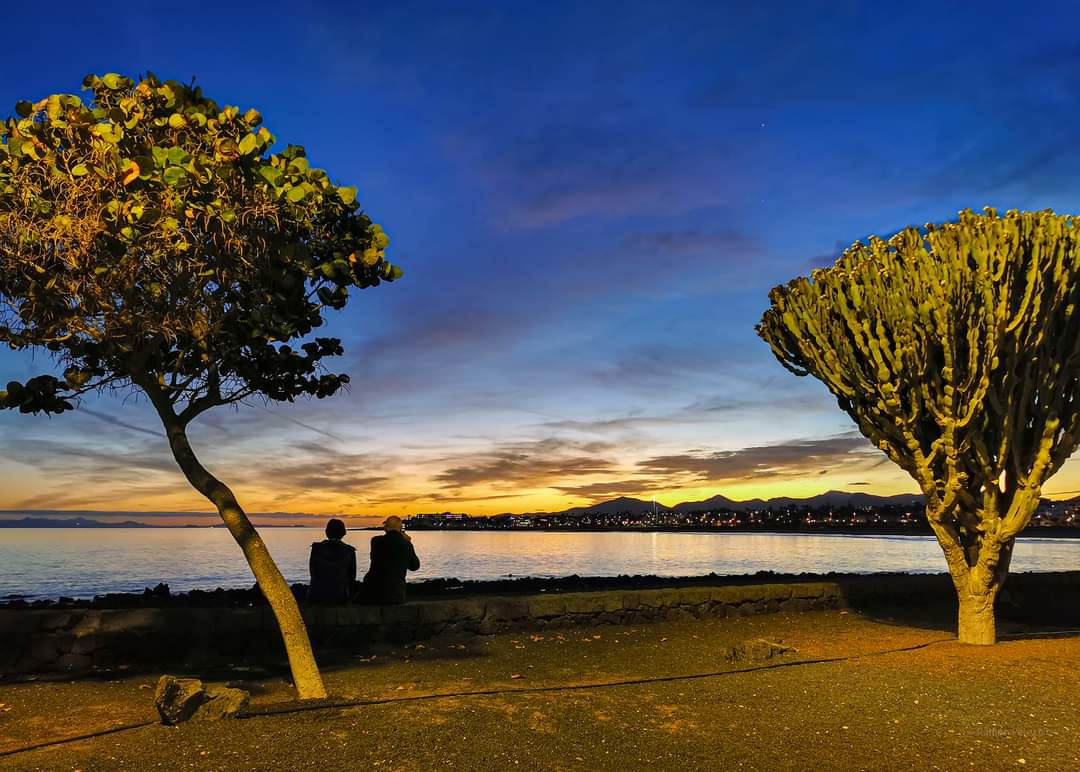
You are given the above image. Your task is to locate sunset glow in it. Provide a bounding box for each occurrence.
[5,3,1080,525]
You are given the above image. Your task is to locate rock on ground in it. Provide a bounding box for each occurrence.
[153,675,249,724]
[726,637,798,663]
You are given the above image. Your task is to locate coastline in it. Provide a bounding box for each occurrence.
[5,568,1080,610]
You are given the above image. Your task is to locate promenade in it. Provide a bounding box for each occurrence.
[2,609,1078,771]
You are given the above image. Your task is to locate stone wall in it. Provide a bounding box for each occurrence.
[0,581,840,677]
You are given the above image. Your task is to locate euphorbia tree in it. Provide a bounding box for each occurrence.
[0,73,403,697]
[757,208,1080,644]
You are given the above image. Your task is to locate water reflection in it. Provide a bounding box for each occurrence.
[0,528,1076,601]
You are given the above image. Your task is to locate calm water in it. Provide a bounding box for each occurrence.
[1,528,1078,601]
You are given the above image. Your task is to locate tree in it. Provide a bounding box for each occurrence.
[0,73,403,697]
[757,208,1080,644]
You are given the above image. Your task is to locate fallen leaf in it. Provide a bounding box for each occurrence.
[122,160,140,186]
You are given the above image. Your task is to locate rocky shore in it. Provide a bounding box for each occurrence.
[3,570,1080,627]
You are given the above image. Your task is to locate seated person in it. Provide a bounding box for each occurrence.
[306,518,357,605]
[362,516,420,604]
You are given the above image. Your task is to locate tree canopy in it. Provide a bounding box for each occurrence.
[0,72,401,419]
[757,208,1080,643]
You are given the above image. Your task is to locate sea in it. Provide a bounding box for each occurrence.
[2,528,1080,602]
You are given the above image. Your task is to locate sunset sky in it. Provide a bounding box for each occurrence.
[4,1,1080,525]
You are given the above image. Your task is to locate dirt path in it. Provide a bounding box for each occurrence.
[2,611,1078,770]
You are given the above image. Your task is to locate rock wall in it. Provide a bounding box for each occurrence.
[0,581,839,677]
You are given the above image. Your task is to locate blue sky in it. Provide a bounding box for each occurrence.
[4,1,1080,521]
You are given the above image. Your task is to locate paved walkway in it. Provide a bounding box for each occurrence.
[2,611,1079,770]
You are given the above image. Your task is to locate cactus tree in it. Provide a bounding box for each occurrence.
[0,74,403,696]
[757,208,1080,644]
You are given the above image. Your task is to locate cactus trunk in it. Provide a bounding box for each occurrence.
[956,587,998,645]
[934,513,1015,646]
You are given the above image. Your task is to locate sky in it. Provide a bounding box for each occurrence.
[4,0,1080,524]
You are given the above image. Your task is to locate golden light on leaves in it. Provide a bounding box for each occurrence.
[122,160,139,186]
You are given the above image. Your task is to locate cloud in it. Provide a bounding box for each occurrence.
[433,438,616,490]
[77,407,166,439]
[235,441,391,495]
[454,117,736,226]
[238,401,346,443]
[551,478,674,500]
[638,434,881,485]
[11,437,179,478]
[623,229,759,257]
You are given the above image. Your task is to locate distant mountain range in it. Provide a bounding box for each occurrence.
[548,490,927,517]
[5,489,1078,527]
[547,489,1080,517]
[0,517,154,528]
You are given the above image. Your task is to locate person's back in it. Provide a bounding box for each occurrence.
[363,517,420,604]
[307,519,357,605]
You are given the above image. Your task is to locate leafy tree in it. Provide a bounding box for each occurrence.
[0,73,403,697]
[757,209,1080,644]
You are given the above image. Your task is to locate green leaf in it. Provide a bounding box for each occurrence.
[259,165,283,186]
[337,186,357,205]
[167,113,187,129]
[238,133,257,156]
[286,185,306,203]
[71,164,88,177]
[166,146,189,166]
[163,166,186,186]
[288,157,309,173]
[101,73,123,90]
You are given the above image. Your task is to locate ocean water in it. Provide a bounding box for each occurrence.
[1,528,1078,601]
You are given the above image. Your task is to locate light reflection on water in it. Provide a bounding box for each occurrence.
[0,528,1077,601]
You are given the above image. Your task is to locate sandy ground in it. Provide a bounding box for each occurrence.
[1,610,1079,771]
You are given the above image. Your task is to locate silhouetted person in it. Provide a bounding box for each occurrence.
[307,518,357,605]
[362,516,420,604]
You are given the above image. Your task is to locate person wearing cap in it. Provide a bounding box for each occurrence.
[306,518,357,605]
[362,515,420,604]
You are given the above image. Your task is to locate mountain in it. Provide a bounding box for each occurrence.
[745,490,924,510]
[556,496,666,516]
[565,490,925,516]
[0,517,153,528]
[672,494,766,513]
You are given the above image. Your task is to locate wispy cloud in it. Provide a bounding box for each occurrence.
[638,434,881,485]
[434,438,616,490]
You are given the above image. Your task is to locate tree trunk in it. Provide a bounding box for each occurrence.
[161,421,327,699]
[957,586,998,645]
[935,524,1014,646]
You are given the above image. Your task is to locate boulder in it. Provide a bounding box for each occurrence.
[154,675,249,724]
[195,686,250,721]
